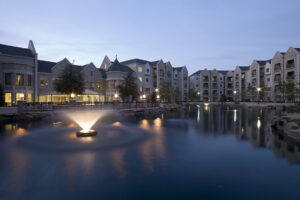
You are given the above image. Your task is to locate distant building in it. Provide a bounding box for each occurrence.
[173,66,188,101]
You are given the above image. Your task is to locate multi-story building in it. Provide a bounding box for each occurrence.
[271,51,285,101]
[234,66,249,101]
[105,58,135,101]
[173,66,188,101]
[38,58,106,103]
[120,59,153,100]
[284,47,300,101]
[264,60,272,101]
[0,41,37,105]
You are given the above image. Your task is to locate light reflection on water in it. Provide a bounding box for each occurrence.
[1,106,300,199]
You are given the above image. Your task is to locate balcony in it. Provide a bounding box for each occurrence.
[274,67,281,72]
[286,76,295,81]
[286,60,295,69]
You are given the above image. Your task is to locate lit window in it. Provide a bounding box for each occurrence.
[90,82,94,89]
[138,77,142,82]
[97,82,102,90]
[40,77,48,87]
[16,74,24,86]
[138,67,143,72]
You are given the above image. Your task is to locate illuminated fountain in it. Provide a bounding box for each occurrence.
[15,109,151,152]
[66,110,101,137]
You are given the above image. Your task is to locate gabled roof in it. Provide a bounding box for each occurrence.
[280,52,286,55]
[121,58,151,65]
[0,44,34,58]
[150,60,160,65]
[256,60,268,65]
[98,68,107,78]
[108,59,133,73]
[218,70,231,75]
[239,66,250,71]
[38,60,57,73]
[173,67,184,71]
[190,70,202,77]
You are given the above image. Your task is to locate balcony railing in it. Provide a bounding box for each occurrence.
[286,76,295,80]
[286,64,295,69]
[274,67,281,72]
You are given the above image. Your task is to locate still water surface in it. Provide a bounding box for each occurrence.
[0,106,300,200]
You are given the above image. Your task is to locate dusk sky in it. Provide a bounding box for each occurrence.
[1,0,300,74]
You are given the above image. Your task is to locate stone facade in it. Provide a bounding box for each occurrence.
[0,41,37,105]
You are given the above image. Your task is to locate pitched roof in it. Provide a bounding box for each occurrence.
[190,70,202,77]
[38,60,57,73]
[239,66,250,71]
[0,44,34,58]
[256,60,268,65]
[150,60,160,65]
[108,59,133,73]
[98,68,107,78]
[295,48,300,53]
[121,58,151,65]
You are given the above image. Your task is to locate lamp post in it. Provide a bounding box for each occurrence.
[257,87,261,104]
[70,93,76,105]
[197,91,201,102]
[233,90,237,103]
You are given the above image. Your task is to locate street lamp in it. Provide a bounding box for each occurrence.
[257,87,261,104]
[197,91,201,102]
[114,93,119,99]
[233,90,237,102]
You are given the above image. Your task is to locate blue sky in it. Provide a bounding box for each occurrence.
[1,0,300,74]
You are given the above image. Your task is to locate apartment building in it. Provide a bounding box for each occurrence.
[234,66,249,101]
[38,58,106,103]
[271,51,285,102]
[284,47,300,101]
[0,41,37,105]
[173,66,188,101]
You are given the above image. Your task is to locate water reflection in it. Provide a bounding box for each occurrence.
[138,118,166,172]
[190,105,300,164]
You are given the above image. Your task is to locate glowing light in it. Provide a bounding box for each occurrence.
[257,117,261,129]
[204,103,209,106]
[67,110,103,132]
[156,95,160,99]
[113,121,122,126]
[114,93,118,98]
[155,88,159,92]
[234,109,237,122]
[70,93,75,98]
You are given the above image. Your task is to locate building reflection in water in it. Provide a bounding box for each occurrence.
[190,105,300,165]
[138,117,166,172]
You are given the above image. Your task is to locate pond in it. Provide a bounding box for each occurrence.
[0,105,299,200]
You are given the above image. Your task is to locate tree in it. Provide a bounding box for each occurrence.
[286,81,296,102]
[188,89,198,102]
[160,82,176,103]
[118,72,138,102]
[246,84,256,101]
[0,84,4,106]
[54,64,84,95]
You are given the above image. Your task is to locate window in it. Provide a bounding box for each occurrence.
[113,80,117,88]
[138,77,142,82]
[90,71,93,77]
[16,74,24,86]
[5,73,12,85]
[266,68,270,73]
[5,93,11,106]
[97,82,102,90]
[146,68,150,73]
[146,78,149,82]
[40,77,48,87]
[90,82,94,89]
[28,75,32,86]
[138,67,143,72]
[267,78,270,82]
